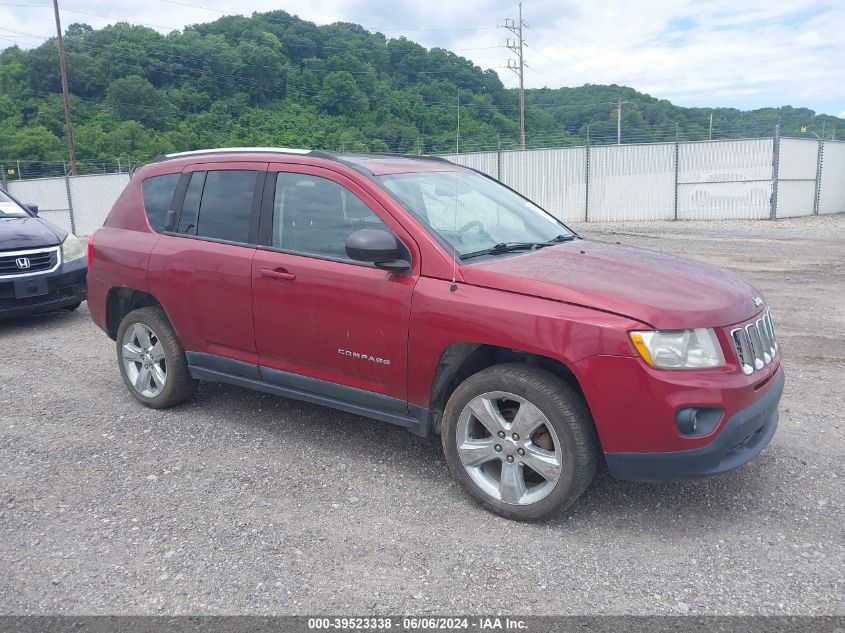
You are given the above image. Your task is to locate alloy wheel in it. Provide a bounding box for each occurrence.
[121,322,167,398]
[455,390,562,505]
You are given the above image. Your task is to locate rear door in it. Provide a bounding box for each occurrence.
[251,164,418,403]
[148,162,266,366]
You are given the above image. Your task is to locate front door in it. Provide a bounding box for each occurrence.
[251,165,418,404]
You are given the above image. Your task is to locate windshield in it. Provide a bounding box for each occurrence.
[378,170,575,258]
[0,191,28,217]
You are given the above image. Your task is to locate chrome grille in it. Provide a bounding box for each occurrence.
[0,246,61,278]
[730,311,778,375]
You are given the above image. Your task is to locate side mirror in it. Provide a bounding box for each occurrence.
[25,203,38,215]
[345,228,411,274]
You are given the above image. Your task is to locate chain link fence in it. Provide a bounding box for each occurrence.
[3,172,130,235]
[1,135,842,236]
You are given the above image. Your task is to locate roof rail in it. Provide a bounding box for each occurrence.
[170,147,311,158]
[146,148,453,176]
[337,151,451,163]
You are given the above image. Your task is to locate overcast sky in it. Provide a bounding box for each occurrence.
[2,0,843,117]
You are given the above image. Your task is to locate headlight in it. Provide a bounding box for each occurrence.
[61,234,86,262]
[629,328,725,369]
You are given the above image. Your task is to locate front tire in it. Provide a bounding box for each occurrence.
[116,306,197,409]
[441,363,599,521]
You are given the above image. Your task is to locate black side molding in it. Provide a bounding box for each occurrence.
[186,352,429,436]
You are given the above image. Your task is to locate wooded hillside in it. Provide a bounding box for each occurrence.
[1,11,842,163]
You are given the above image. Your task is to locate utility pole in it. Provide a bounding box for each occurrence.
[615,98,628,145]
[709,112,713,141]
[504,3,526,149]
[52,0,77,176]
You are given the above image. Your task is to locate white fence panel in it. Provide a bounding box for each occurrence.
[68,173,130,235]
[500,148,586,222]
[678,139,772,220]
[819,141,845,215]
[5,138,837,234]
[588,143,675,221]
[441,151,498,178]
[8,177,72,232]
[777,138,818,218]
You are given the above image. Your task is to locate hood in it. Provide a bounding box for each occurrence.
[0,216,66,252]
[460,239,763,329]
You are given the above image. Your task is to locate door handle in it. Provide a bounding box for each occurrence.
[260,267,296,281]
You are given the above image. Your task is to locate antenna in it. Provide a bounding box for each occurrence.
[450,172,459,292]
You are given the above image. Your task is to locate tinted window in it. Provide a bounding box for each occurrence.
[177,171,205,235]
[193,170,257,244]
[272,173,387,260]
[142,174,180,232]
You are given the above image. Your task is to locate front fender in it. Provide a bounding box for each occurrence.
[407,277,641,409]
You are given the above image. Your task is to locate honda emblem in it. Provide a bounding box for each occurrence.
[15,257,31,270]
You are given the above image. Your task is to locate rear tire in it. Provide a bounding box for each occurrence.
[116,306,196,409]
[441,363,599,521]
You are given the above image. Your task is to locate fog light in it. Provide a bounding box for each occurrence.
[675,407,723,437]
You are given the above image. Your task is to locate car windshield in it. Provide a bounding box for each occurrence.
[0,191,28,217]
[378,170,575,258]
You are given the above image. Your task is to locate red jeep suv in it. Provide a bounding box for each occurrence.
[87,148,784,520]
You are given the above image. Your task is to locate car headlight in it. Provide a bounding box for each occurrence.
[61,233,86,262]
[629,328,725,369]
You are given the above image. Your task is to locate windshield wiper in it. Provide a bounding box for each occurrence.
[460,242,549,260]
[546,234,577,243]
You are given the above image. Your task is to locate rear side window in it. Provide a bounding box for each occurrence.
[193,170,257,244]
[142,174,180,232]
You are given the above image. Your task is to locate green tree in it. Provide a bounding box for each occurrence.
[315,71,368,117]
[7,126,65,160]
[106,75,174,129]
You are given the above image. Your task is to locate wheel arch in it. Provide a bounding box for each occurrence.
[105,287,162,340]
[427,343,591,438]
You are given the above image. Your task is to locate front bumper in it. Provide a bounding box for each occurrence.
[605,367,784,481]
[0,259,87,319]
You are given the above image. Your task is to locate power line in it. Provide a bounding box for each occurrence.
[1,36,808,138]
[156,0,498,32]
[1,28,504,116]
[0,0,498,32]
[522,41,593,85]
[1,23,501,84]
[522,23,618,86]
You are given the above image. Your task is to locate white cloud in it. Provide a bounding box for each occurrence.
[1,0,843,115]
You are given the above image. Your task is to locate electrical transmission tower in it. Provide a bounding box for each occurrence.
[503,3,526,150]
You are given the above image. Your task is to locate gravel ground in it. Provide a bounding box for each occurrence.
[1,215,843,615]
